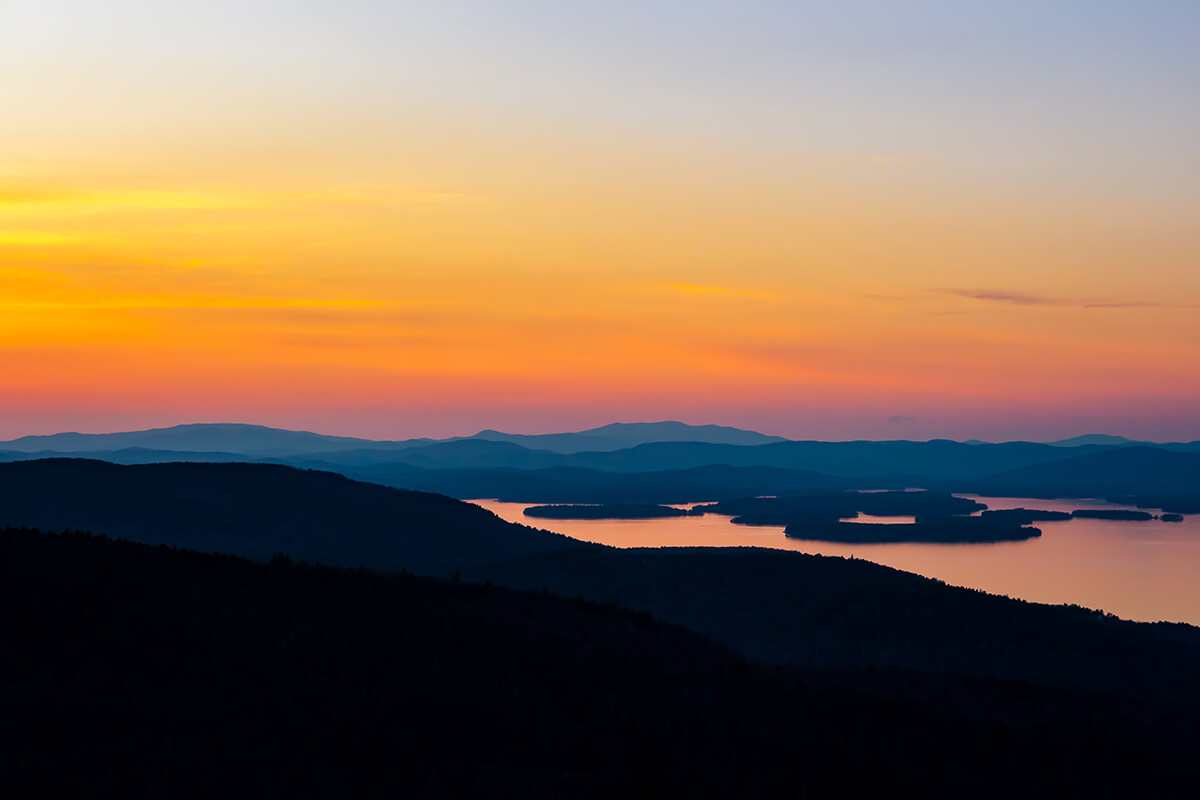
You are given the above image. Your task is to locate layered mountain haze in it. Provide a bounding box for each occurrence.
[2,421,1197,508]
[0,423,430,457]
[1048,434,1143,448]
[465,421,789,453]
[0,421,778,458]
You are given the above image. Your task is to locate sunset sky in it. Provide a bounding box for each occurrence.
[2,1,1198,441]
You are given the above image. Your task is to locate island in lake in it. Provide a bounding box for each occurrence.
[785,515,1042,544]
[1071,509,1157,521]
[524,503,703,520]
[696,491,987,527]
[980,508,1073,525]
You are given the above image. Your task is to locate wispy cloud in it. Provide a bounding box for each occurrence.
[949,290,1057,306]
[1079,301,1169,309]
[943,289,1186,310]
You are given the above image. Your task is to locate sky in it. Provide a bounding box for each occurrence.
[2,1,1198,441]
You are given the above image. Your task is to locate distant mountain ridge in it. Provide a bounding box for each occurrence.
[2,424,1198,507]
[6,422,1197,460]
[973,446,1200,496]
[0,420,785,457]
[1048,434,1143,447]
[0,423,429,456]
[462,421,789,452]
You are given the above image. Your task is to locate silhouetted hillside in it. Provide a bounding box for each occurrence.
[357,438,566,470]
[0,446,273,464]
[553,439,1112,477]
[3,527,1194,798]
[971,446,1200,507]
[470,547,1200,700]
[0,459,578,576]
[354,464,848,502]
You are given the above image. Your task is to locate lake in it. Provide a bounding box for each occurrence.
[472,495,1200,626]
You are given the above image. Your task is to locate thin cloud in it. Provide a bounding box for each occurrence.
[944,289,1185,309]
[949,290,1057,306]
[1080,301,1169,309]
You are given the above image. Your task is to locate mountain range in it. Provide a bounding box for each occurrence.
[0,420,782,456]
[2,421,1198,508]
[2,421,1191,458]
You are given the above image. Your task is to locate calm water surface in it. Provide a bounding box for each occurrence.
[472,496,1200,626]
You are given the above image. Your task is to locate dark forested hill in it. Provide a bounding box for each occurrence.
[324,438,1124,480]
[353,464,848,502]
[468,547,1200,699]
[970,446,1200,507]
[555,438,1113,477]
[0,459,578,576]
[3,526,1195,798]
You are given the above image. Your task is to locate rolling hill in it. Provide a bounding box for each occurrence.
[7,526,1194,797]
[0,459,579,576]
[973,446,1200,497]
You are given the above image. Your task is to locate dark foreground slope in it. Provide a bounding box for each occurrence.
[470,548,1200,700]
[0,459,578,576]
[1,527,1190,799]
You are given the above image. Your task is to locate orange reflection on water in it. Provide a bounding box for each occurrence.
[471,496,1200,626]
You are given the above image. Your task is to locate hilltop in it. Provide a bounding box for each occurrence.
[0,459,579,576]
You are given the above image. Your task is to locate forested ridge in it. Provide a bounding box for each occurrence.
[2,525,1196,798]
